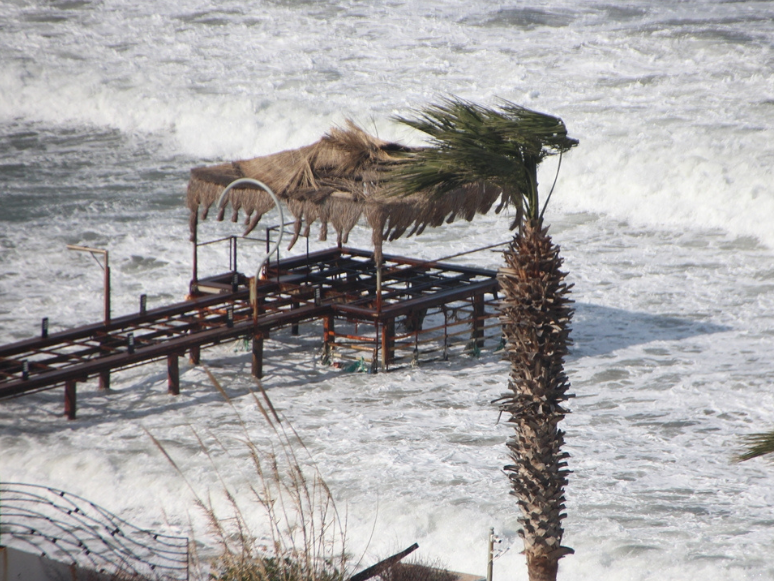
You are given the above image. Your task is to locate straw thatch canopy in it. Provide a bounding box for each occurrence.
[186,122,508,264]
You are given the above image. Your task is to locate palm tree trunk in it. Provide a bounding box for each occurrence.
[496,220,574,581]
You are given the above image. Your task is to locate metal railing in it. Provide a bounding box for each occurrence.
[326,294,502,371]
[0,483,189,580]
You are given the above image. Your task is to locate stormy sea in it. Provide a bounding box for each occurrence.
[1,1,773,579]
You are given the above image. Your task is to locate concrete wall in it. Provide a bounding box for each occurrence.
[0,546,109,581]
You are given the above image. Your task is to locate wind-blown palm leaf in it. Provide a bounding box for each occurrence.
[737,430,774,462]
[392,97,577,222]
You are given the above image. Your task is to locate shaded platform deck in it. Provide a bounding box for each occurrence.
[0,247,501,419]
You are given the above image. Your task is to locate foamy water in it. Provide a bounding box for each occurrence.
[1,1,774,579]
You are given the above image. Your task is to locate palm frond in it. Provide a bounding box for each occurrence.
[391,97,577,222]
[737,430,774,462]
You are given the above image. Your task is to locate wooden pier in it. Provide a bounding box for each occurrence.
[0,247,500,419]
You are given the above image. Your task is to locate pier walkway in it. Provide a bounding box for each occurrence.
[0,248,500,419]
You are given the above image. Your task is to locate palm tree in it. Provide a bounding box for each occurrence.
[392,98,578,581]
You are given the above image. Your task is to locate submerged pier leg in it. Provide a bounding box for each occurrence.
[381,318,395,370]
[64,380,76,420]
[323,314,335,349]
[189,317,202,364]
[98,370,110,391]
[291,299,299,336]
[167,354,180,395]
[252,333,264,379]
[472,293,485,349]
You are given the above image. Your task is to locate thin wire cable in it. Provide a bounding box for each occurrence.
[539,151,563,222]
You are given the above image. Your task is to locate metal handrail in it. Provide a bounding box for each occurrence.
[216,178,284,282]
[0,482,189,580]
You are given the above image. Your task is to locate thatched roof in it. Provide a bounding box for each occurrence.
[186,123,507,264]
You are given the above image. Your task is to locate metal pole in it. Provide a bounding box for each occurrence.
[192,211,199,287]
[216,178,284,319]
[64,380,77,420]
[376,264,382,313]
[487,528,494,581]
[104,261,111,325]
[66,245,110,325]
[233,235,238,273]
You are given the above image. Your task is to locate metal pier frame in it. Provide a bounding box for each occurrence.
[0,246,501,419]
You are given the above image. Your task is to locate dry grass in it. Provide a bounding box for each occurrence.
[378,559,456,581]
[146,368,348,581]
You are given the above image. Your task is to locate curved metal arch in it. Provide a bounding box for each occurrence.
[216,178,285,281]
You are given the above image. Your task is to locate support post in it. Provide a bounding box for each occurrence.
[65,245,110,324]
[192,211,198,288]
[376,264,382,312]
[190,312,202,364]
[64,380,76,420]
[381,318,395,370]
[232,235,238,273]
[99,370,110,391]
[104,264,111,326]
[323,313,335,345]
[487,528,495,581]
[291,299,299,336]
[252,333,264,379]
[373,322,380,374]
[442,306,449,361]
[472,293,485,349]
[168,354,180,395]
[251,278,258,323]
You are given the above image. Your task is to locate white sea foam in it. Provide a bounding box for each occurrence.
[1,1,774,579]
[3,0,771,243]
